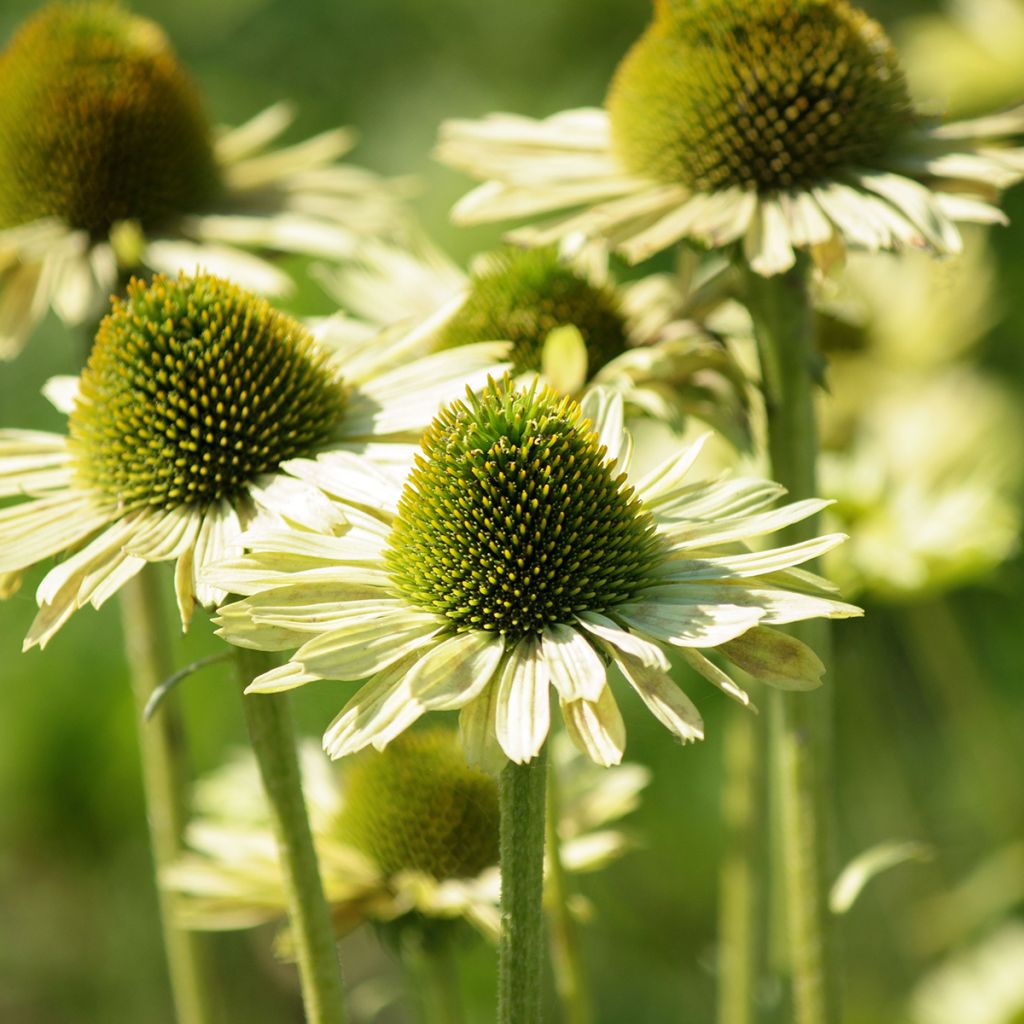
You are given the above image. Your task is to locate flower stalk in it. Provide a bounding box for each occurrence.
[742,259,838,1024]
[717,699,765,1024]
[545,757,594,1024]
[499,747,549,1024]
[119,565,218,1024]
[235,649,348,1024]
[401,930,466,1024]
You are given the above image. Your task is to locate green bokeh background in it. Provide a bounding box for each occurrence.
[1,1,1023,1021]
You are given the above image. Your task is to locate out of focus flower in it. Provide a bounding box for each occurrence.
[0,2,408,359]
[210,380,859,767]
[315,237,749,442]
[817,238,1023,599]
[437,0,1024,276]
[165,729,650,943]
[820,368,1023,599]
[0,272,507,646]
[909,920,1024,1024]
[901,0,1024,117]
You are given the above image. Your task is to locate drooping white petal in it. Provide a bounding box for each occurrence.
[495,637,551,764]
[608,645,704,744]
[679,649,752,707]
[560,686,626,767]
[579,387,631,470]
[541,623,607,702]
[717,626,826,690]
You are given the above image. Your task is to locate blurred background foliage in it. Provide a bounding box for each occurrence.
[1,0,1023,1021]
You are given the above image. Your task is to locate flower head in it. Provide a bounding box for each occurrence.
[0,3,409,359]
[437,0,1024,275]
[70,275,345,510]
[0,272,508,647]
[0,2,218,236]
[212,380,860,766]
[165,729,648,941]
[609,0,913,193]
[316,237,750,439]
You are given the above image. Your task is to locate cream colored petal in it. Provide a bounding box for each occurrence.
[559,687,625,767]
[215,102,294,164]
[192,502,244,609]
[654,534,848,583]
[243,661,322,694]
[717,626,826,690]
[609,645,704,744]
[575,611,671,671]
[282,451,402,517]
[777,191,834,248]
[660,498,832,549]
[460,681,505,774]
[248,474,348,533]
[653,477,786,521]
[41,376,80,416]
[493,637,551,764]
[854,172,962,254]
[292,612,441,682]
[125,507,202,561]
[578,387,630,471]
[321,651,429,758]
[679,649,752,707]
[399,629,505,711]
[616,599,764,648]
[145,240,294,298]
[345,342,511,436]
[0,493,112,573]
[632,435,711,507]
[0,260,48,359]
[541,623,607,702]
[638,583,861,626]
[744,196,796,276]
[541,326,589,396]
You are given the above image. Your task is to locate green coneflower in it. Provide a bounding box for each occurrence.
[209,379,859,766]
[0,271,509,646]
[436,0,1024,274]
[315,236,750,439]
[165,729,647,940]
[0,2,408,359]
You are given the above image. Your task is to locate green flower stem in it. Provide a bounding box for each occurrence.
[742,260,838,1024]
[544,758,594,1024]
[119,566,218,1024]
[717,700,765,1024]
[499,746,549,1024]
[235,649,348,1024]
[402,930,466,1024]
[904,598,1021,834]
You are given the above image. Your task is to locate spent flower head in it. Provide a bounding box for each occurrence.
[0,2,409,359]
[211,379,860,766]
[0,272,508,647]
[437,0,1024,275]
[165,729,648,941]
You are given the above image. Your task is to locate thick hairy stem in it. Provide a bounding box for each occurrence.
[236,649,347,1024]
[498,748,549,1024]
[717,701,765,1024]
[743,261,839,1024]
[120,567,218,1024]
